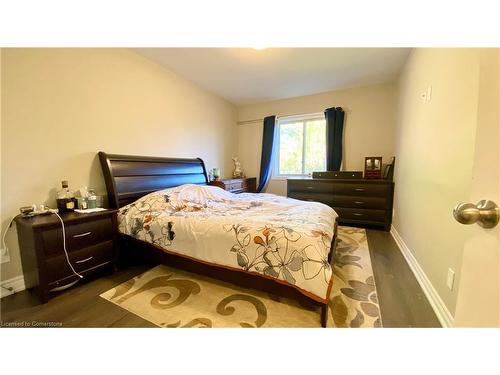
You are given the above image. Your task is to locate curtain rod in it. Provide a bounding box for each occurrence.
[237,118,263,125]
[237,111,324,125]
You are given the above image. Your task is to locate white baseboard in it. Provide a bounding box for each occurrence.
[0,275,26,298]
[390,225,454,328]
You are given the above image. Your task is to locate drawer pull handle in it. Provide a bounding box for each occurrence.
[353,213,364,216]
[306,186,314,190]
[75,256,94,264]
[355,188,365,192]
[49,279,80,292]
[73,231,92,238]
[354,201,365,204]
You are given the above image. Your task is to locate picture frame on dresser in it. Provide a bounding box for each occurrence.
[383,157,396,180]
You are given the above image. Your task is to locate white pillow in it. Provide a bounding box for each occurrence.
[175,184,235,206]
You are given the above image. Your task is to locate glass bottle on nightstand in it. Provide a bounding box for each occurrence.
[56,180,77,212]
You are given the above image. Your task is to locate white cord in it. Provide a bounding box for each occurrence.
[1,216,16,254]
[53,211,84,279]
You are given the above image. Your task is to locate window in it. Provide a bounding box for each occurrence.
[274,113,326,177]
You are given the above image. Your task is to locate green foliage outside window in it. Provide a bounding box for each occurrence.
[278,118,326,175]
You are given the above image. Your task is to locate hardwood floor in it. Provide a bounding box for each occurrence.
[1,229,440,328]
[1,265,156,328]
[366,229,440,327]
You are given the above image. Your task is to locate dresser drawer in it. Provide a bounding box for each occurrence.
[227,183,243,192]
[332,183,388,197]
[41,217,114,257]
[44,240,114,283]
[288,192,334,205]
[288,180,334,193]
[331,195,387,209]
[333,207,387,223]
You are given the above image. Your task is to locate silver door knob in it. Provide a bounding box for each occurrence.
[453,200,499,228]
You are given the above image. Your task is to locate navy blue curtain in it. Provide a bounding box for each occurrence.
[325,107,345,171]
[257,115,276,192]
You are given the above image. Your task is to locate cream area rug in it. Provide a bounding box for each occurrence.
[100,226,382,328]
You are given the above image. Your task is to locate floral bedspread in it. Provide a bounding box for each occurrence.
[118,184,338,302]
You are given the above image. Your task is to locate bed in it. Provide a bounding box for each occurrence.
[99,152,338,327]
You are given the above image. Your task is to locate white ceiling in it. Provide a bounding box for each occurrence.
[133,48,411,106]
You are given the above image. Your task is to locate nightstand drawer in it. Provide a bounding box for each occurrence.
[45,240,114,282]
[209,177,256,193]
[41,217,114,257]
[15,210,118,302]
[229,188,246,194]
[227,182,243,191]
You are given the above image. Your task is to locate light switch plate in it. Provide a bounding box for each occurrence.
[426,85,432,103]
[421,85,433,104]
[447,268,455,291]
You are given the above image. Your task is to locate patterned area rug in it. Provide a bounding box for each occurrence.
[100,226,382,327]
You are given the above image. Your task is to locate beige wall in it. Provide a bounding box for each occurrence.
[1,48,237,281]
[237,83,398,195]
[0,48,3,267]
[393,49,481,316]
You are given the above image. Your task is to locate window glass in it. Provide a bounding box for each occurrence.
[279,121,304,175]
[275,115,326,177]
[304,119,326,174]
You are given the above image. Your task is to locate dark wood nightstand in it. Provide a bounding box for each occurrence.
[14,209,118,303]
[209,177,257,193]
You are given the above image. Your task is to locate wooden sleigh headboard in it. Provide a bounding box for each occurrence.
[98,152,209,208]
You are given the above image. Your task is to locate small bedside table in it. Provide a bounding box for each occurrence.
[209,177,257,193]
[14,209,118,303]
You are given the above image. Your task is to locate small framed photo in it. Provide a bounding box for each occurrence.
[364,156,383,178]
[383,157,395,180]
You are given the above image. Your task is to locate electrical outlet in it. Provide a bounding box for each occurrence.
[0,248,11,264]
[447,268,455,291]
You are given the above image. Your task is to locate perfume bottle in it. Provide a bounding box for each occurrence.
[212,168,220,181]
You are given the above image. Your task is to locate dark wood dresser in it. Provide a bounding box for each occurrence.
[287,178,394,231]
[209,177,257,193]
[15,210,118,302]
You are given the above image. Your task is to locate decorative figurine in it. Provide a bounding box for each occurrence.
[232,157,243,178]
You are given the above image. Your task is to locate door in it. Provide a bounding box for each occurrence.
[453,49,500,327]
